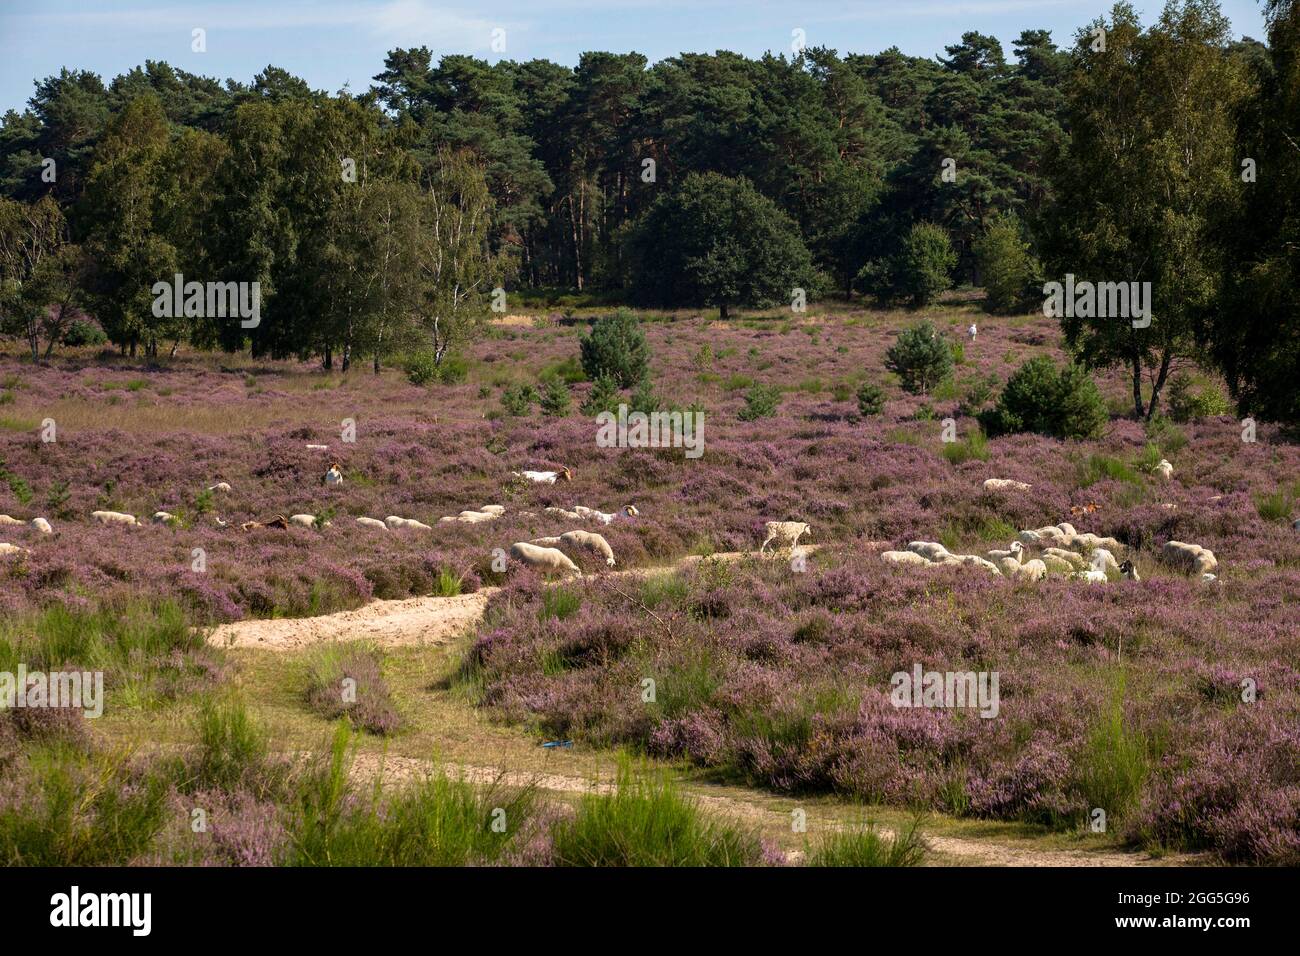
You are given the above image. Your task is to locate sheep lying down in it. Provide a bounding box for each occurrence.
[529,530,616,567]
[509,542,581,576]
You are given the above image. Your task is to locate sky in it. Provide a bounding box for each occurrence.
[0,0,1271,114]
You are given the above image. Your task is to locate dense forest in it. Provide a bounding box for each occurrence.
[0,0,1296,423]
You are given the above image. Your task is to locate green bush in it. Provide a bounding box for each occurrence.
[580,375,620,417]
[500,383,538,417]
[860,222,957,307]
[974,212,1038,313]
[404,353,438,386]
[62,320,107,347]
[579,308,649,388]
[885,321,954,395]
[539,379,572,417]
[856,381,885,416]
[737,383,782,421]
[1166,373,1232,422]
[979,357,1107,440]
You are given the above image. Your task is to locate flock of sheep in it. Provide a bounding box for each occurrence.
[0,458,1229,590]
[879,475,1221,585]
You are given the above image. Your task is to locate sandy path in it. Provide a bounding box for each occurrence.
[206,547,815,652]
[349,753,1196,868]
[209,590,498,651]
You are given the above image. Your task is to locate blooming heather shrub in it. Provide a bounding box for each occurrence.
[304,646,403,735]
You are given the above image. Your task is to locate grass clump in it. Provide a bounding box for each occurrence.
[550,758,762,866]
[806,817,927,867]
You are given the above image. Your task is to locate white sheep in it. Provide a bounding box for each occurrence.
[441,510,499,524]
[906,541,950,562]
[968,323,977,341]
[385,516,433,531]
[514,468,571,484]
[1073,551,1112,583]
[573,504,639,524]
[509,541,581,575]
[947,554,1002,575]
[1162,540,1218,576]
[1040,553,1078,574]
[983,478,1032,493]
[1070,532,1124,553]
[323,464,343,486]
[544,506,584,521]
[306,444,329,451]
[531,530,617,567]
[1089,548,1120,575]
[1008,559,1048,582]
[1042,547,1088,571]
[761,521,810,554]
[479,505,506,515]
[92,510,138,527]
[0,515,52,534]
[289,514,331,529]
[1154,459,1173,480]
[0,542,29,556]
[152,511,177,525]
[881,550,932,567]
[986,541,1024,563]
[355,517,387,531]
[208,482,232,493]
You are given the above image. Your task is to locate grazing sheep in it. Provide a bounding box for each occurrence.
[544,506,584,521]
[906,541,950,562]
[531,530,617,568]
[1040,554,1078,574]
[289,514,331,529]
[0,542,29,556]
[986,541,1024,563]
[0,515,52,534]
[385,516,433,531]
[1043,547,1089,571]
[509,541,581,575]
[479,505,506,515]
[983,478,1032,493]
[1119,560,1140,581]
[151,511,176,525]
[1009,559,1048,582]
[1089,548,1121,575]
[323,464,343,486]
[881,550,931,567]
[1071,532,1124,553]
[1201,572,1218,584]
[306,444,329,451]
[761,521,811,554]
[1154,459,1173,480]
[1073,552,1111,583]
[92,510,138,527]
[573,504,639,524]
[441,509,500,524]
[514,468,572,484]
[355,517,387,531]
[948,554,1002,575]
[1162,540,1218,576]
[208,482,232,493]
[213,516,228,527]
